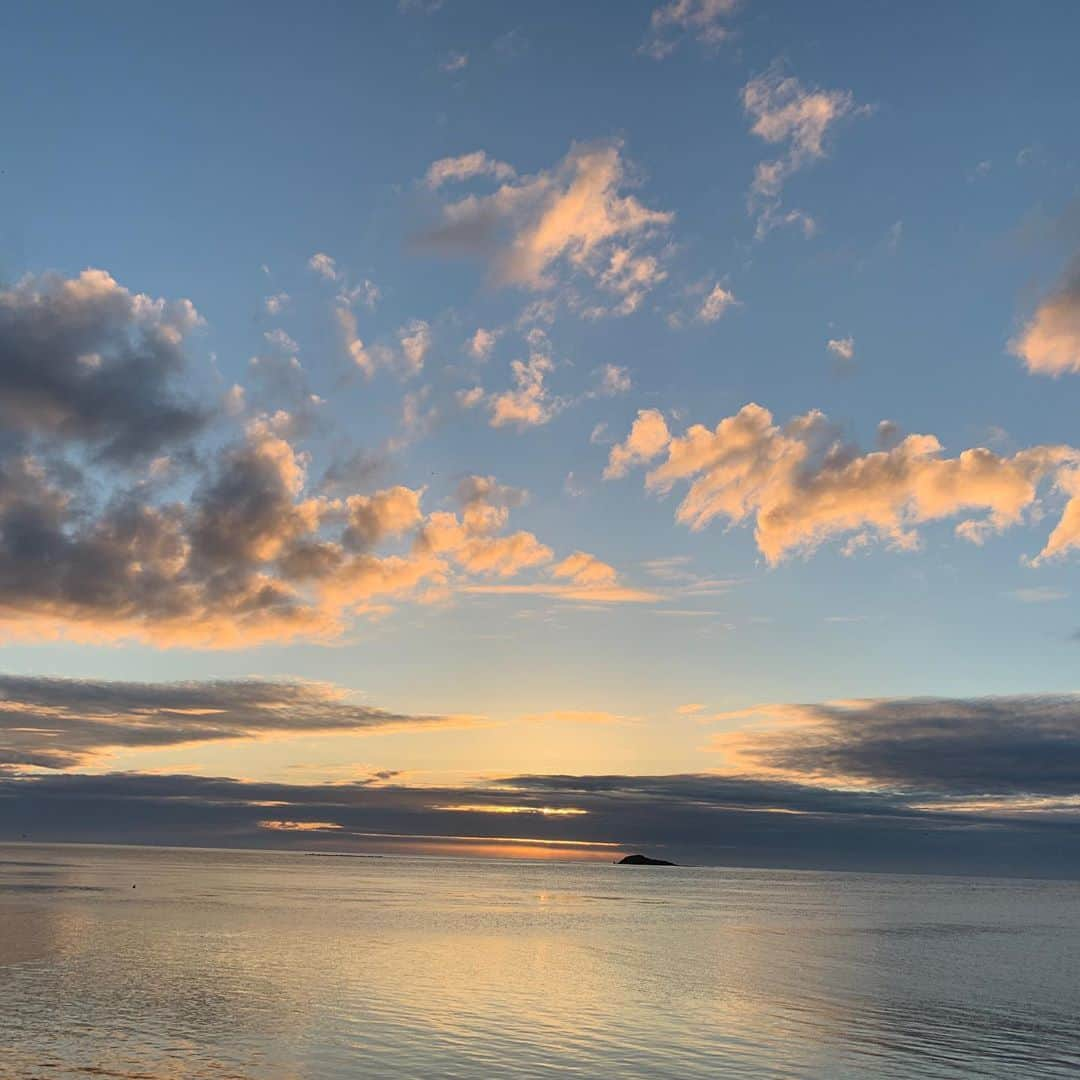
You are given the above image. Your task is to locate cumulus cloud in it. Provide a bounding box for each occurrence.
[487,352,560,429]
[0,267,647,646]
[606,402,1080,563]
[642,0,737,60]
[603,408,673,478]
[0,269,208,462]
[0,407,602,644]
[417,141,673,313]
[0,675,470,771]
[742,67,862,238]
[1009,262,1080,376]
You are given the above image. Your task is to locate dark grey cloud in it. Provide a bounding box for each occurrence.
[4,768,1080,877]
[4,681,1080,874]
[0,675,467,770]
[0,268,559,644]
[728,695,1080,797]
[0,269,209,462]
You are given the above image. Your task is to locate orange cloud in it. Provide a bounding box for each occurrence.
[418,141,672,315]
[607,402,1080,564]
[1010,264,1080,376]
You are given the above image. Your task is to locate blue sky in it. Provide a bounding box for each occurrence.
[2,1,1080,866]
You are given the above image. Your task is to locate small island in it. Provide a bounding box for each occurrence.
[616,853,676,866]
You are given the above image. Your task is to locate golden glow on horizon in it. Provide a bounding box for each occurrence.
[259,820,344,831]
[344,830,619,848]
[432,804,589,816]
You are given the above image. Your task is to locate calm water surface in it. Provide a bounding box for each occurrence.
[1,843,1079,1078]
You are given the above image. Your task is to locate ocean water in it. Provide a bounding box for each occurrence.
[1,844,1079,1079]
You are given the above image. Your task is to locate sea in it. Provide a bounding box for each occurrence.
[1,843,1079,1079]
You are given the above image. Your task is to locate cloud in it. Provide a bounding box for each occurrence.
[425,152,516,190]
[335,308,431,378]
[0,267,644,646]
[466,327,499,361]
[9,725,1080,873]
[827,336,855,361]
[642,0,737,60]
[0,675,472,771]
[0,269,208,462]
[0,404,596,645]
[264,292,289,315]
[463,581,660,604]
[1010,586,1067,603]
[488,353,559,429]
[440,51,468,73]
[590,364,629,398]
[398,319,432,375]
[308,253,339,280]
[698,283,739,322]
[417,141,673,313]
[552,551,618,586]
[606,402,1080,563]
[742,67,863,238]
[712,694,1080,800]
[603,408,672,478]
[1009,262,1080,376]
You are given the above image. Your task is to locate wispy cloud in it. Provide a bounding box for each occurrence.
[742,66,865,238]
[641,0,738,60]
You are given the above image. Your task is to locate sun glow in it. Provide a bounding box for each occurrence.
[432,804,590,816]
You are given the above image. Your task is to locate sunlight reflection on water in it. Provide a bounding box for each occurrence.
[2,844,1080,1079]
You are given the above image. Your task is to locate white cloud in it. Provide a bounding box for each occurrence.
[827,336,855,361]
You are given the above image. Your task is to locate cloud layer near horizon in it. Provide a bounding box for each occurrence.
[0,675,473,770]
[4,675,1080,874]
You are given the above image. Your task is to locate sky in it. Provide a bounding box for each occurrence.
[2,0,1080,873]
